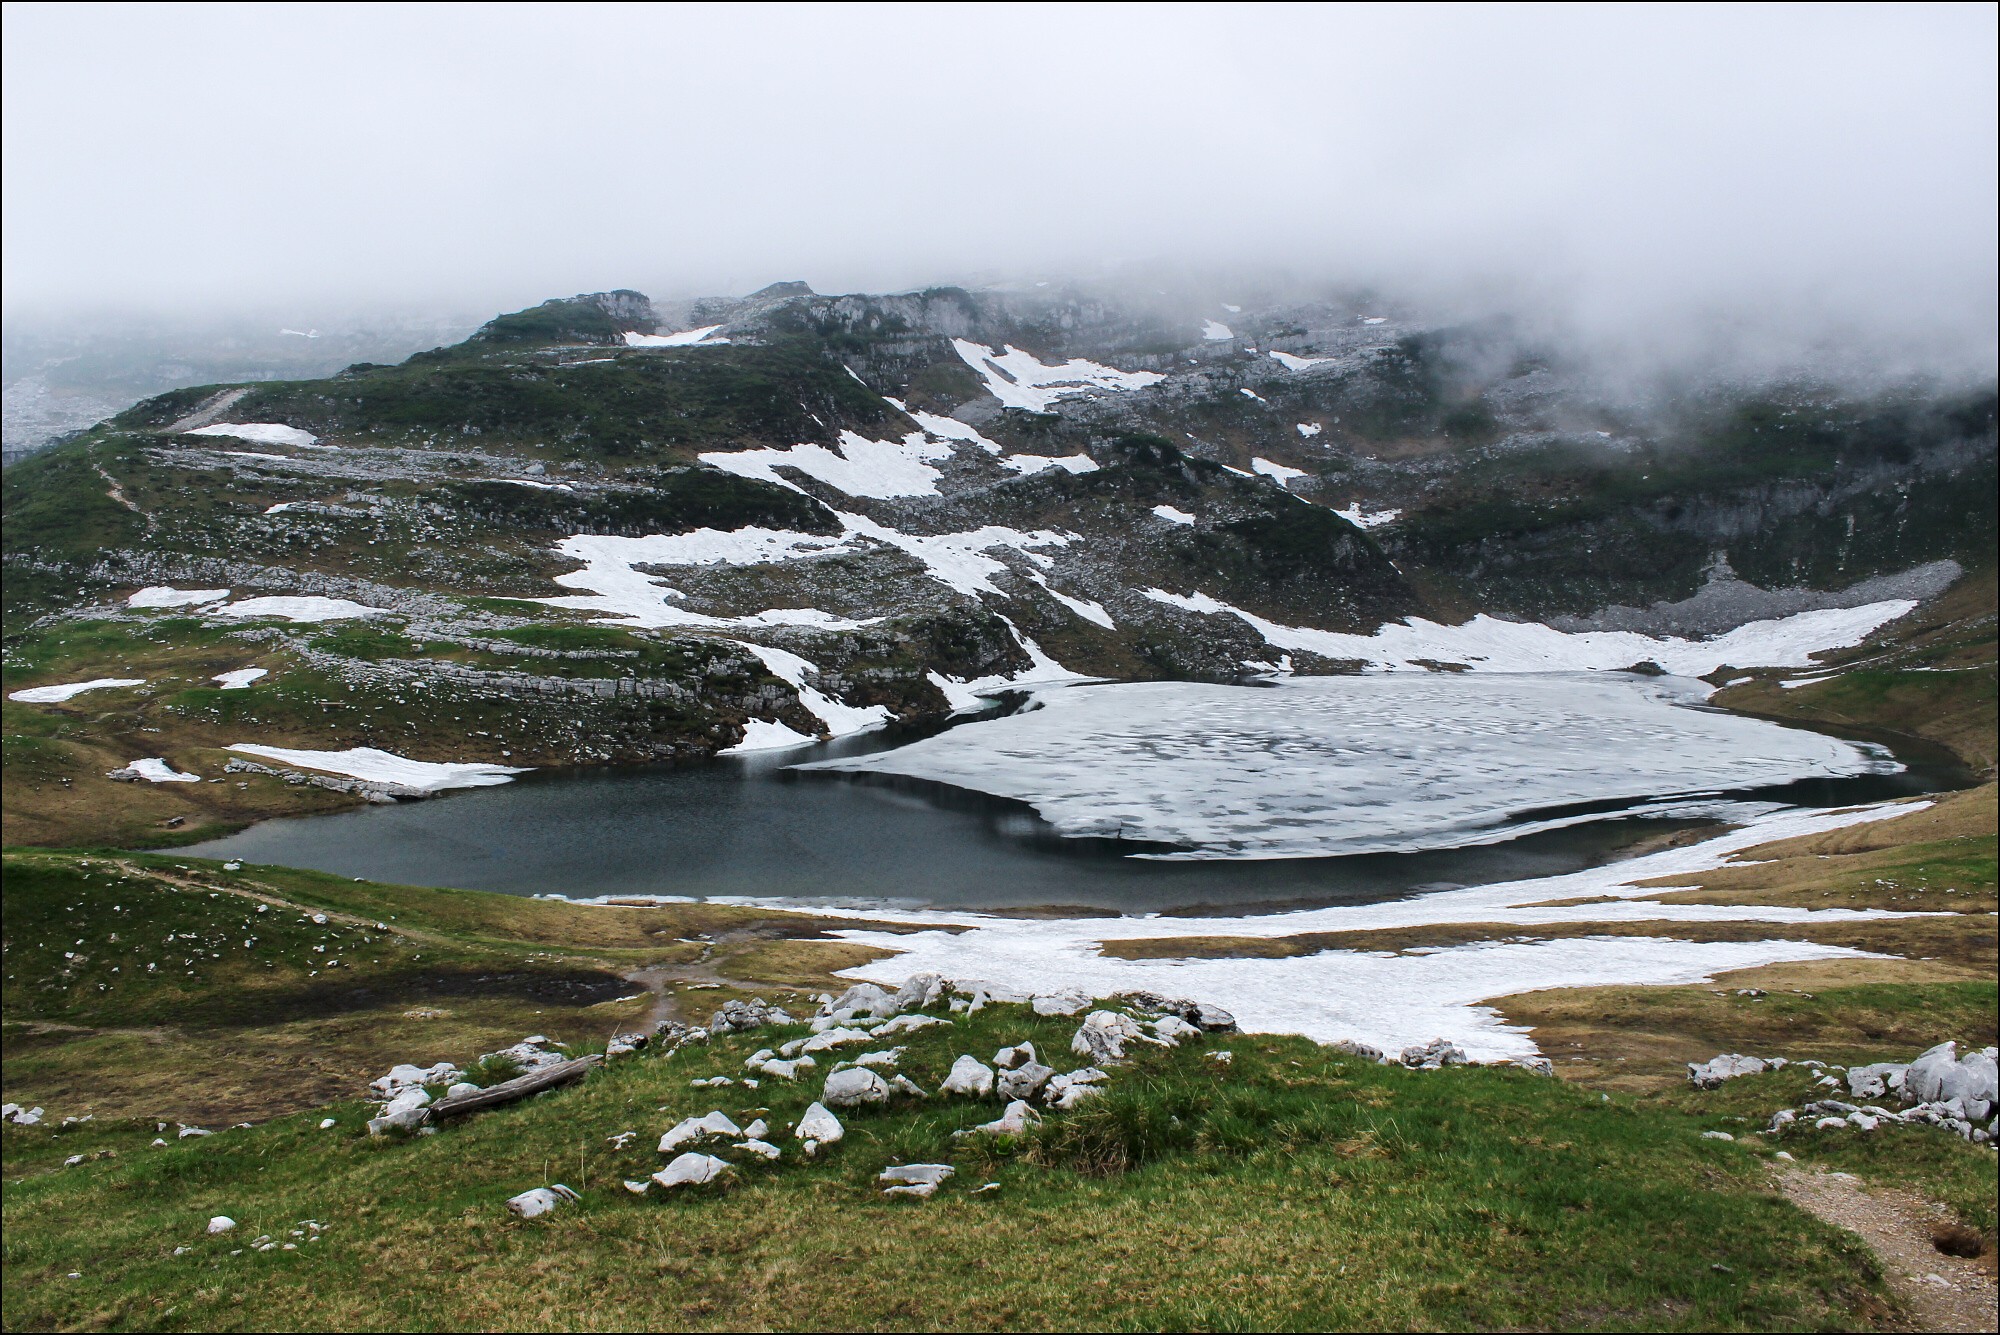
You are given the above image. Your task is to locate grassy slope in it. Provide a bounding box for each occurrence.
[3,997,1916,1333]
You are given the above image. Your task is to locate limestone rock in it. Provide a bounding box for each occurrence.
[830,983,900,1018]
[941,1055,996,1097]
[795,1101,844,1155]
[709,998,793,1035]
[1400,1039,1470,1070]
[1152,1016,1201,1045]
[652,1154,732,1190]
[888,1073,929,1099]
[506,1184,580,1218]
[1330,1039,1385,1063]
[958,1099,1041,1138]
[1031,991,1092,1017]
[876,1013,951,1037]
[1044,1067,1108,1109]
[822,1066,890,1108]
[659,1110,741,1153]
[893,972,949,1010]
[997,1061,1055,1103]
[1072,1011,1148,1064]
[880,1163,954,1197]
[206,1216,236,1234]
[1686,1053,1779,1089]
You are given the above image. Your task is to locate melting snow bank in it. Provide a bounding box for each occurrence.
[1142,592,1913,677]
[127,586,229,608]
[623,325,728,347]
[182,423,319,448]
[778,798,1933,1061]
[798,675,1896,860]
[226,745,529,794]
[1332,504,1400,529]
[10,678,145,704]
[212,668,268,689]
[952,339,1164,414]
[109,758,201,783]
[212,596,389,623]
[700,430,954,499]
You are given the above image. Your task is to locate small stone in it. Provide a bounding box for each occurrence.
[957,1100,1041,1138]
[1205,1050,1233,1065]
[1701,1131,1735,1141]
[1330,1039,1385,1063]
[736,1139,782,1161]
[997,1061,1055,1103]
[1031,991,1091,1017]
[1072,1012,1148,1064]
[207,1216,236,1234]
[505,1184,579,1219]
[318,1118,337,1130]
[1151,1015,1201,1044]
[1399,1039,1469,1070]
[659,1111,742,1153]
[993,1041,1037,1070]
[887,1073,928,1099]
[879,1163,954,1190]
[795,1101,844,1155]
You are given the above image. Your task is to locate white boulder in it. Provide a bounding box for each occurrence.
[652,1154,731,1190]
[1072,1011,1149,1064]
[879,1163,954,1198]
[941,1055,996,1097]
[822,1066,889,1108]
[206,1216,236,1234]
[795,1101,844,1155]
[505,1184,580,1218]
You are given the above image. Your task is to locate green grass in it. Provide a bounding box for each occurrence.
[2,1001,1913,1332]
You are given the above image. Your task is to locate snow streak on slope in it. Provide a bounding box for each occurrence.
[1270,351,1331,372]
[739,642,892,739]
[800,675,1893,860]
[1140,591,1915,677]
[700,430,955,499]
[10,678,145,703]
[623,325,728,347]
[228,744,529,791]
[1251,457,1307,486]
[952,340,1164,413]
[127,586,229,608]
[999,453,1098,476]
[1332,504,1400,529]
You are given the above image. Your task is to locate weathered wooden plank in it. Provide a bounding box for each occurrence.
[426,1054,602,1121]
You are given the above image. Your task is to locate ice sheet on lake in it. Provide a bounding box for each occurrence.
[127,586,229,608]
[10,678,145,703]
[953,340,1164,414]
[800,675,1896,860]
[1143,592,1911,677]
[183,423,320,448]
[227,744,529,791]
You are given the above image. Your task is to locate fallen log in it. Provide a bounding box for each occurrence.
[426,1054,602,1122]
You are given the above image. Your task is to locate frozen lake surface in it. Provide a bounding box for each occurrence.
[183,673,1941,913]
[802,674,1899,859]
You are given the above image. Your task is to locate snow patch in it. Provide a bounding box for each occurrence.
[127,586,229,609]
[214,596,388,623]
[1296,422,1322,438]
[184,423,319,448]
[1202,320,1234,341]
[623,325,728,347]
[1141,591,1914,678]
[1152,505,1196,525]
[1333,504,1401,529]
[1251,457,1307,486]
[999,452,1098,476]
[701,430,953,499]
[212,669,268,690]
[722,719,820,754]
[10,678,145,703]
[1270,351,1331,372]
[952,340,1163,414]
[227,744,529,792]
[127,757,201,783]
[1026,574,1116,629]
[740,643,891,740]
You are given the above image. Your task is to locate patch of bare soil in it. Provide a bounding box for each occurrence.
[1779,1166,1998,1332]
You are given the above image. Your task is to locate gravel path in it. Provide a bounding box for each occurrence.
[1779,1166,1997,1332]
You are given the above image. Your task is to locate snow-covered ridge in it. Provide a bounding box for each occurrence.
[952,339,1164,414]
[1142,591,1913,677]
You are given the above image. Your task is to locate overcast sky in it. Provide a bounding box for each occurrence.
[4,3,1995,369]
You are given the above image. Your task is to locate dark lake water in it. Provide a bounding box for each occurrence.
[177,690,1966,915]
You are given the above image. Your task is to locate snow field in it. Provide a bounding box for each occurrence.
[952,339,1164,414]
[182,424,320,448]
[622,325,728,347]
[227,744,529,792]
[127,586,229,609]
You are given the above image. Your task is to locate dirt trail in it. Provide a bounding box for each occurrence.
[164,387,250,433]
[1778,1166,1997,1332]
